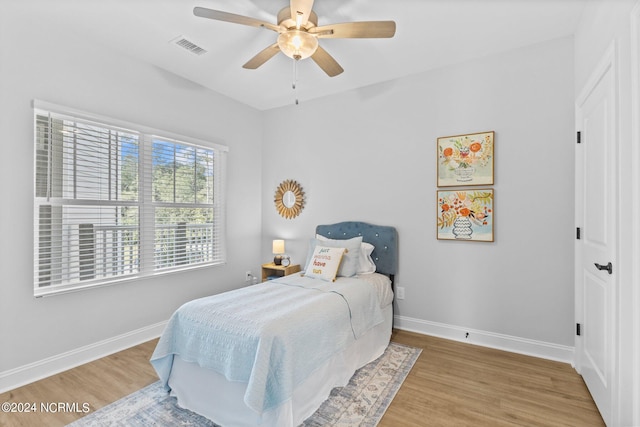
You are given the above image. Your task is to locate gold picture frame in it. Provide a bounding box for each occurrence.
[274,179,305,219]
[437,131,494,187]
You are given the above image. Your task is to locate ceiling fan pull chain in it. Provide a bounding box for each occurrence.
[292,58,297,89]
[293,59,299,105]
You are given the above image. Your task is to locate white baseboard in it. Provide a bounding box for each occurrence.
[0,321,167,394]
[394,315,575,365]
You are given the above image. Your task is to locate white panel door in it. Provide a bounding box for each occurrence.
[575,45,617,426]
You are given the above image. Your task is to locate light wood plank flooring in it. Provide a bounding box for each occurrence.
[0,330,604,427]
[381,330,604,427]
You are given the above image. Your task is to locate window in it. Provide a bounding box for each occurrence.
[33,101,227,296]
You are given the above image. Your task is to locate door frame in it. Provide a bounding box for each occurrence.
[574,40,619,426]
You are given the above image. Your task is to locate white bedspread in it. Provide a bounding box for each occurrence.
[150,274,384,415]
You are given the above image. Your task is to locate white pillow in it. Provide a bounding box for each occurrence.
[359,242,376,274]
[316,234,376,274]
[304,246,346,282]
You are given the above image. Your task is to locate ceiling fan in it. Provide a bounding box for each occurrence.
[193,0,396,77]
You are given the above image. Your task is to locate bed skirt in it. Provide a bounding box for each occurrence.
[167,304,393,427]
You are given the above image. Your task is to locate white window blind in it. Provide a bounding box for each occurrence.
[34,101,227,297]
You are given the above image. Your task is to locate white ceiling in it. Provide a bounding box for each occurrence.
[39,0,585,110]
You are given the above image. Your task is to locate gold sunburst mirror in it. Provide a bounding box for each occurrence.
[274,180,305,219]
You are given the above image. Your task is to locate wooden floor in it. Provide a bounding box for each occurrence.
[0,329,604,427]
[381,330,604,427]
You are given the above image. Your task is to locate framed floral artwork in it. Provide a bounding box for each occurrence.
[437,131,494,187]
[437,189,494,242]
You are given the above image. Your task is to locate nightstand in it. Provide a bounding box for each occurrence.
[261,263,301,281]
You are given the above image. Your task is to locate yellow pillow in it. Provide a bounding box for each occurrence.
[304,245,346,282]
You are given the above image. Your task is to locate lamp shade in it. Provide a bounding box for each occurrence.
[272,239,285,254]
[272,239,286,265]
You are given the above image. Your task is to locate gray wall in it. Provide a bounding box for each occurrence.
[262,36,575,348]
[0,4,263,375]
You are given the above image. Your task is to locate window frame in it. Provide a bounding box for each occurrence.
[33,100,228,297]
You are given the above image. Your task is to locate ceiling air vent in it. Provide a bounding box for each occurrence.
[170,36,207,56]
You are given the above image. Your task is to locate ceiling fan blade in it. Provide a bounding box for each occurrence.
[290,0,314,28]
[311,46,344,77]
[243,43,281,69]
[310,21,396,38]
[194,7,281,32]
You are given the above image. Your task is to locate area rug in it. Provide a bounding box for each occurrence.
[67,342,421,427]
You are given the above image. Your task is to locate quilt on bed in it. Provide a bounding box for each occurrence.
[150,274,384,415]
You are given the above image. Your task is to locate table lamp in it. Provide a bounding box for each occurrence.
[273,239,285,265]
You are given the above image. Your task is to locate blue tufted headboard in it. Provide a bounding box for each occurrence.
[315,221,398,283]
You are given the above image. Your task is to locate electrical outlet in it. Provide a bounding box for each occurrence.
[396,286,405,300]
[245,270,252,281]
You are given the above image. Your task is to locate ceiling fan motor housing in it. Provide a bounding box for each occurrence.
[277,7,318,29]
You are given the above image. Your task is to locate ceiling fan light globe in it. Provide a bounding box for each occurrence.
[278,30,318,60]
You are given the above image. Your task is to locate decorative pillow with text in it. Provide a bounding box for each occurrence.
[306,236,363,277]
[304,245,346,282]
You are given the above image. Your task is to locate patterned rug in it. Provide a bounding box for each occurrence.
[68,342,421,427]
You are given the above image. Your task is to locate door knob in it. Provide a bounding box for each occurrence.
[594,262,613,275]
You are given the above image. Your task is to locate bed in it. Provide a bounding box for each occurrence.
[150,221,398,426]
